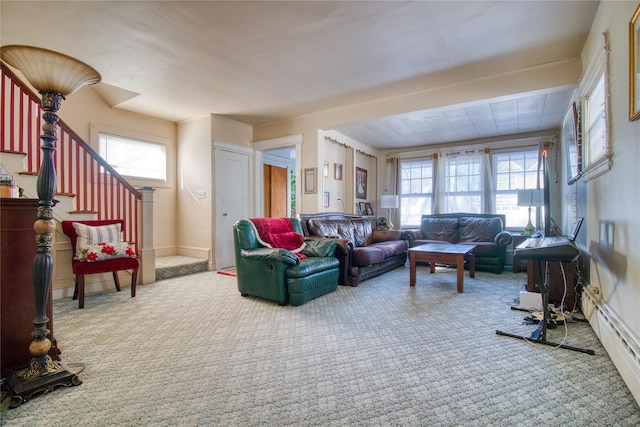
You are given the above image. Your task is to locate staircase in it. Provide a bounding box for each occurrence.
[1,63,141,241]
[1,61,148,296]
[2,62,209,285]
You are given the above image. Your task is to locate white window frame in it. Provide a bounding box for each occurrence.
[440,153,483,214]
[493,147,542,229]
[91,124,170,186]
[399,158,434,227]
[580,31,612,182]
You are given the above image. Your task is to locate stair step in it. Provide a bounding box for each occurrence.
[155,256,208,280]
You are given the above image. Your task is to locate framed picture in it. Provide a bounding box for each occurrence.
[323,161,329,178]
[365,202,373,216]
[630,4,640,121]
[563,102,580,184]
[355,167,367,199]
[334,163,343,180]
[358,202,366,215]
[304,168,317,194]
[324,191,330,208]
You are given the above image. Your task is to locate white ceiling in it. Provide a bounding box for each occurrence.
[1,1,600,150]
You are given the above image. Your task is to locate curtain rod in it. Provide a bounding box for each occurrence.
[325,135,377,158]
[387,133,556,159]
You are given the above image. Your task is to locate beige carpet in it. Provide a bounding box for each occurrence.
[1,266,639,426]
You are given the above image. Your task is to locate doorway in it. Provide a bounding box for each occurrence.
[263,164,288,217]
[262,148,295,218]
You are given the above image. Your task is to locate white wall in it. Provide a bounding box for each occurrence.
[176,115,213,263]
[323,140,348,212]
[176,114,253,269]
[581,2,640,343]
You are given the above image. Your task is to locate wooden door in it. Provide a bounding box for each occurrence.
[263,164,288,218]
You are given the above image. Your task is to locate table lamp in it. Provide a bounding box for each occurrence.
[517,189,542,236]
[380,194,399,230]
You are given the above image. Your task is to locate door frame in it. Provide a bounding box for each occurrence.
[253,134,303,218]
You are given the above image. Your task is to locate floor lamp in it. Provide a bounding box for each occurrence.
[380,194,399,230]
[1,45,101,407]
[516,189,542,236]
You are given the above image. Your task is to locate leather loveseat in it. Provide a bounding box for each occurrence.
[232,218,340,306]
[300,213,408,286]
[405,213,512,273]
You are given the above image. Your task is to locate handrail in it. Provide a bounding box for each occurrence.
[1,62,141,245]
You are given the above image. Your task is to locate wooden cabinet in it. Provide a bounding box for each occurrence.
[1,198,58,378]
[524,259,578,310]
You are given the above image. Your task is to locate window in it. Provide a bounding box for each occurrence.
[99,133,167,181]
[441,154,482,213]
[493,148,541,228]
[400,159,434,226]
[580,31,611,181]
[584,73,606,161]
[398,146,543,229]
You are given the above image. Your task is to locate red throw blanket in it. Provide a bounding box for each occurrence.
[249,218,307,258]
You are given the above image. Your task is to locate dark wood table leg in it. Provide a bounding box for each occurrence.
[469,250,475,278]
[456,254,464,293]
[410,252,416,286]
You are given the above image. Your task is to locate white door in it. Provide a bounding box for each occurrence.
[215,145,251,269]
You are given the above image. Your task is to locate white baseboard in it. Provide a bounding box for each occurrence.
[582,286,640,405]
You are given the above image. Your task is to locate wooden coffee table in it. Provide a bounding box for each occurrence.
[408,243,476,293]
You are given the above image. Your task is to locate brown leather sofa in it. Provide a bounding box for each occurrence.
[300,213,408,286]
[404,213,513,273]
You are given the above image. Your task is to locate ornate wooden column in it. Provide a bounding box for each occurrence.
[0,45,101,408]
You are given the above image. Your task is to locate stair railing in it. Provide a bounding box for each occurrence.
[1,63,141,245]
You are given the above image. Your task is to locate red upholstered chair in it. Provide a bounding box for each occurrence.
[61,220,139,309]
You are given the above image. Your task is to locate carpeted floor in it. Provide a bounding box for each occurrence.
[1,266,639,426]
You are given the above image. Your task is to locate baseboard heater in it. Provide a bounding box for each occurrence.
[582,285,640,405]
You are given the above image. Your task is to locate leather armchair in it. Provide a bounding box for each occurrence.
[232,218,340,305]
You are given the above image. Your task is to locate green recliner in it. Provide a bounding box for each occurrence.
[232,218,340,306]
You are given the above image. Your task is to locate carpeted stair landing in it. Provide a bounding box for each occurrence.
[155,255,208,280]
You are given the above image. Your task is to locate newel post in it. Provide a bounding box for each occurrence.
[139,187,156,284]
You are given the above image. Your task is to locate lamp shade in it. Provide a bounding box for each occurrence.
[516,189,543,207]
[380,194,399,209]
[1,45,101,96]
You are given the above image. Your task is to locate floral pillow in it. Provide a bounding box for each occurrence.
[72,222,122,259]
[79,242,136,262]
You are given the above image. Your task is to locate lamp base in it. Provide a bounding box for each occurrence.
[522,220,535,236]
[2,356,82,409]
